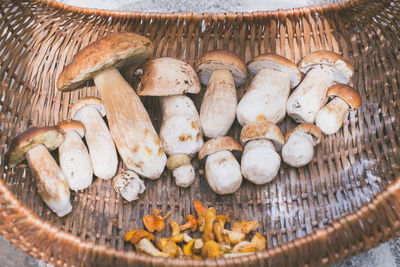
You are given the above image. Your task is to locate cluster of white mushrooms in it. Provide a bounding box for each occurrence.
[5,32,362,217]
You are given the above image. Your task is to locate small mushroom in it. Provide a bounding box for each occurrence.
[202,207,216,242]
[201,240,223,259]
[137,239,169,257]
[192,239,204,255]
[180,214,198,232]
[166,154,195,188]
[137,58,203,187]
[56,120,92,191]
[282,123,322,167]
[232,221,259,234]
[231,241,257,253]
[251,232,267,251]
[240,120,285,184]
[57,33,166,179]
[213,221,230,246]
[195,50,247,138]
[183,239,196,256]
[198,136,243,195]
[157,238,178,258]
[5,127,71,217]
[287,50,354,123]
[125,229,155,243]
[222,229,246,246]
[143,209,171,233]
[193,200,206,232]
[315,84,362,135]
[71,97,118,180]
[112,169,146,202]
[215,215,230,229]
[237,54,301,126]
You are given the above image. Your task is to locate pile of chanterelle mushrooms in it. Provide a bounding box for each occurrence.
[5,32,362,217]
[125,201,266,259]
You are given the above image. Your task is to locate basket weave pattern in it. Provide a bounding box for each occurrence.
[1,0,400,266]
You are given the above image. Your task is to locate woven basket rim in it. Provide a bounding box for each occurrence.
[37,0,370,17]
[1,0,399,266]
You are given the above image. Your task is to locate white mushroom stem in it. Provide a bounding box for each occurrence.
[241,139,281,185]
[172,164,195,188]
[200,69,237,138]
[74,106,118,180]
[58,130,93,191]
[136,239,168,257]
[205,150,242,195]
[93,67,166,179]
[315,97,350,135]
[282,131,314,167]
[159,95,203,157]
[237,68,290,126]
[25,144,72,217]
[286,65,335,123]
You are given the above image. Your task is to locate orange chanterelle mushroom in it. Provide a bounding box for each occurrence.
[143,209,171,233]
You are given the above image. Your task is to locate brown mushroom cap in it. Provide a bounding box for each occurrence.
[198,136,242,160]
[56,120,86,138]
[166,153,191,170]
[137,58,201,96]
[5,126,64,168]
[240,120,285,151]
[70,97,106,119]
[247,54,302,88]
[57,32,154,91]
[195,50,247,87]
[298,50,354,84]
[285,123,322,146]
[327,84,362,109]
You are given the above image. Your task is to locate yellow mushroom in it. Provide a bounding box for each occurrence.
[157,238,178,258]
[192,239,204,254]
[232,220,259,234]
[251,232,266,251]
[180,214,199,232]
[124,229,155,244]
[231,241,257,253]
[194,200,206,232]
[183,239,196,256]
[201,240,223,259]
[143,209,171,233]
[222,229,246,246]
[216,215,230,229]
[202,207,216,242]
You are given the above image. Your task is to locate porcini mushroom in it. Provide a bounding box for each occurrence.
[112,169,146,202]
[240,120,285,184]
[56,120,93,191]
[237,54,301,126]
[282,123,322,167]
[315,84,362,135]
[137,57,202,186]
[5,127,71,217]
[199,136,243,195]
[71,97,118,180]
[195,50,247,138]
[287,50,354,123]
[166,154,195,188]
[57,32,166,179]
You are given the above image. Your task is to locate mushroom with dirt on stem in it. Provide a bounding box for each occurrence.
[112,169,146,202]
[286,50,354,123]
[315,83,362,135]
[195,50,247,138]
[282,123,322,168]
[237,54,301,126]
[240,120,285,185]
[57,32,166,179]
[198,136,243,195]
[56,120,93,191]
[70,97,118,180]
[5,127,71,217]
[137,57,203,187]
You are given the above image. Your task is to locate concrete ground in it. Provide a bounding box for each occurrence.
[1,0,395,266]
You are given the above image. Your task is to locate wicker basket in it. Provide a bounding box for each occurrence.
[1,0,400,266]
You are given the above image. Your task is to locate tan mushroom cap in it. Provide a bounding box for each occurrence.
[285,123,322,146]
[327,84,362,109]
[247,54,302,88]
[137,58,201,96]
[198,136,242,160]
[240,120,285,151]
[298,50,354,84]
[5,126,64,168]
[195,50,247,87]
[70,97,106,119]
[56,119,86,138]
[166,153,191,170]
[57,32,154,91]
